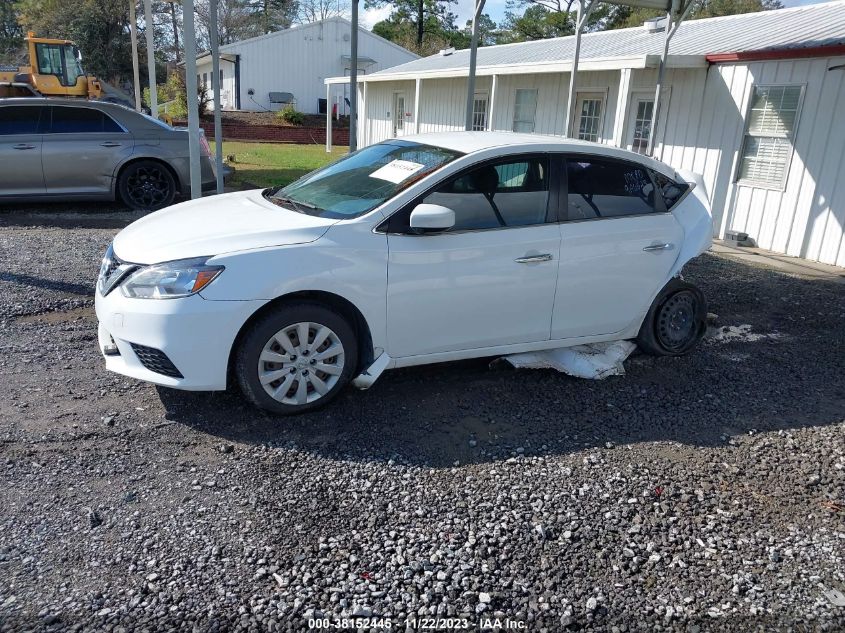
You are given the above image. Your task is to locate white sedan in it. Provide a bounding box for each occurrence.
[95,132,713,414]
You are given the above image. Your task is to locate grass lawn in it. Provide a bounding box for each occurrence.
[211,141,348,189]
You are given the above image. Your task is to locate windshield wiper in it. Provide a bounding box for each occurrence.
[270,195,320,214]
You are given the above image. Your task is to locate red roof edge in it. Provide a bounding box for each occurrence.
[706,44,845,63]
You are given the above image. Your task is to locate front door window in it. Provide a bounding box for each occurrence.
[576,93,604,142]
[393,93,406,137]
[630,98,655,154]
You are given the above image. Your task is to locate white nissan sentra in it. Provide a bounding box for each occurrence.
[95,132,713,414]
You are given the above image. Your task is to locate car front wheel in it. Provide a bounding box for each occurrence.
[118,160,177,210]
[636,278,707,356]
[235,303,358,415]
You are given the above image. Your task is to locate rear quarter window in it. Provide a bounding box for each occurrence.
[652,171,690,210]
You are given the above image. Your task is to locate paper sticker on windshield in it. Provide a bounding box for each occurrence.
[369,160,426,184]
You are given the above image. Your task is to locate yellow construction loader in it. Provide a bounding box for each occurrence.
[0,32,133,106]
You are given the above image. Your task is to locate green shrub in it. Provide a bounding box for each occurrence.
[276,103,304,126]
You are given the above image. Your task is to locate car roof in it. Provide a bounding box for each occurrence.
[398,131,676,178]
[0,97,130,111]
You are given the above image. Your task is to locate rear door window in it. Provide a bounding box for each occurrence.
[565,157,658,221]
[48,107,123,134]
[0,106,44,135]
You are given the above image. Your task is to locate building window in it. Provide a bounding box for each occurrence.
[512,89,538,133]
[472,92,488,131]
[576,93,604,142]
[630,99,654,154]
[738,85,803,188]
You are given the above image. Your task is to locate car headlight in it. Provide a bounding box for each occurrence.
[120,257,224,299]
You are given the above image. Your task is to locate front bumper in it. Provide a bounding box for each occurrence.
[95,289,266,391]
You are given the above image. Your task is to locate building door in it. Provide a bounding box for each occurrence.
[575,92,605,142]
[392,92,406,138]
[627,96,655,154]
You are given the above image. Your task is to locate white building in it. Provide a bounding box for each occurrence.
[329,2,845,268]
[195,17,418,114]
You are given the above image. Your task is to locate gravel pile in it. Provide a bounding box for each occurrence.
[0,215,843,631]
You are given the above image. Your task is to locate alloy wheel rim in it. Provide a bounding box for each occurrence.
[257,321,345,405]
[126,166,170,208]
[656,291,698,351]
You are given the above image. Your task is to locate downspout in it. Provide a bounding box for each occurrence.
[234,55,241,110]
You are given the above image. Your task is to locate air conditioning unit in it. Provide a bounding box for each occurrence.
[643,17,667,33]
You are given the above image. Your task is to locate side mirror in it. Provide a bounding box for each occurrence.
[409,203,455,233]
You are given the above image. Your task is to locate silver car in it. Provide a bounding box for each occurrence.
[0,98,216,210]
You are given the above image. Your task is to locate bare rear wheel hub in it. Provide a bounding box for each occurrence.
[656,290,699,352]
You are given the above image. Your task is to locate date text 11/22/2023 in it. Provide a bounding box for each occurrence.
[307,616,528,630]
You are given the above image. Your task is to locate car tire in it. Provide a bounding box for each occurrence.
[636,278,707,357]
[117,160,177,211]
[235,303,358,415]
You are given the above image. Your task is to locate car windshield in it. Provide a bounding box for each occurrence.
[266,140,462,219]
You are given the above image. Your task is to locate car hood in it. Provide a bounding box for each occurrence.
[113,189,336,264]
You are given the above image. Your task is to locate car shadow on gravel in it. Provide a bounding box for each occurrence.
[0,202,152,229]
[156,254,845,468]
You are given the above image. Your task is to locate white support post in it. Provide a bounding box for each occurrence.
[182,0,201,198]
[326,83,332,153]
[648,0,693,156]
[488,74,498,131]
[209,0,223,194]
[414,77,422,134]
[361,80,368,147]
[611,68,631,148]
[129,1,142,111]
[565,0,597,138]
[143,0,158,118]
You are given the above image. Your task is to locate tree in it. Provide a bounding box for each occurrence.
[366,0,458,52]
[499,4,573,43]
[604,0,783,30]
[296,0,348,24]
[14,0,148,83]
[193,0,295,49]
[0,1,25,64]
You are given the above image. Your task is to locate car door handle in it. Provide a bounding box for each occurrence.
[13,144,35,150]
[100,142,121,147]
[515,254,553,263]
[643,243,674,252]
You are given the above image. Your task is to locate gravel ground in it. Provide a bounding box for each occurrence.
[0,210,843,632]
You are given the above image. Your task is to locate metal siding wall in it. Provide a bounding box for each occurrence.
[359,58,845,267]
[224,21,416,114]
[491,71,618,139]
[727,58,845,267]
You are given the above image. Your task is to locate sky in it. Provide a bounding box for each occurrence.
[361,0,832,31]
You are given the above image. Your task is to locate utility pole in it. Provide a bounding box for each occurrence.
[143,0,158,118]
[129,0,142,111]
[464,0,486,131]
[210,0,224,194]
[183,0,202,198]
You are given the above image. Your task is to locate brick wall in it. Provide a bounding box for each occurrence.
[175,121,349,146]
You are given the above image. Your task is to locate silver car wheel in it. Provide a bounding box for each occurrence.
[257,321,345,405]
